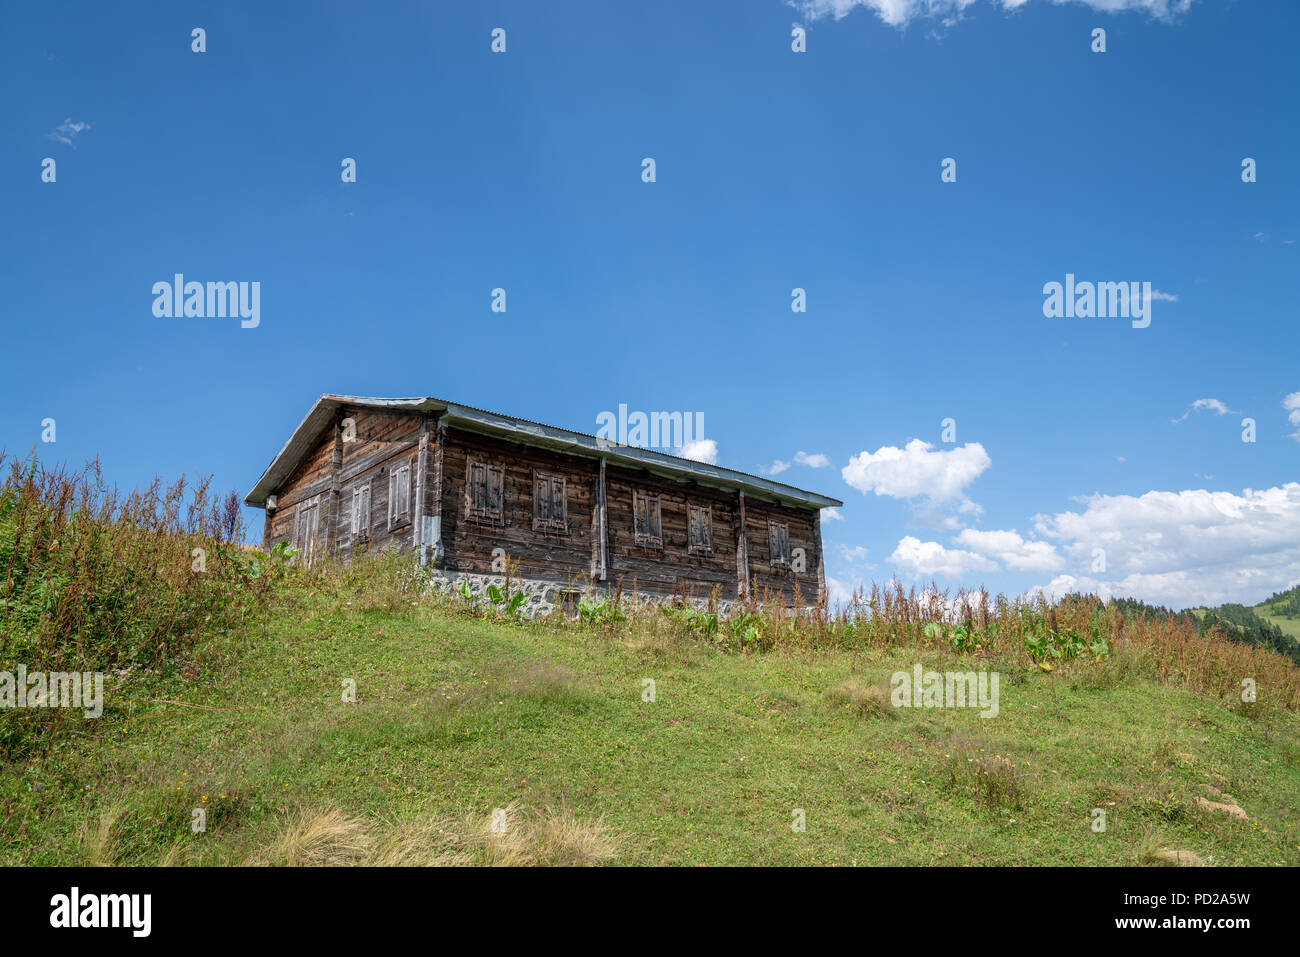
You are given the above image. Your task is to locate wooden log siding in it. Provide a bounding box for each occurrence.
[440,429,595,583]
[739,498,821,601]
[265,407,424,559]
[260,411,832,605]
[604,464,739,595]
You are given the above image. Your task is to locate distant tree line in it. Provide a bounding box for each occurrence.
[1104,596,1300,666]
[1265,584,1300,619]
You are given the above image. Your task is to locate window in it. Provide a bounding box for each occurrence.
[350,482,372,541]
[533,472,568,532]
[633,490,662,548]
[467,460,505,524]
[293,495,320,564]
[768,520,791,568]
[388,460,412,529]
[688,504,712,555]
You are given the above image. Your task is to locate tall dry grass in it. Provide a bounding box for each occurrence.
[302,551,1300,712]
[538,576,1300,712]
[0,452,252,674]
[249,804,618,867]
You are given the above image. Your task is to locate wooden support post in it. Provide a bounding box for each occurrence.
[326,412,344,555]
[814,509,826,607]
[414,416,430,562]
[429,420,445,564]
[736,490,749,599]
[596,457,608,582]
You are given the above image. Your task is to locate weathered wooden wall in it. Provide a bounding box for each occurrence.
[265,407,423,562]
[262,413,826,605]
[438,428,596,585]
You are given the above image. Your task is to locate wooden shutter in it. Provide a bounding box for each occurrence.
[533,474,550,529]
[635,491,661,548]
[469,461,486,515]
[388,463,411,528]
[306,500,319,561]
[688,505,711,553]
[769,521,789,567]
[488,465,504,521]
[295,497,318,566]
[551,476,566,530]
[468,461,503,523]
[352,484,370,540]
[535,474,566,532]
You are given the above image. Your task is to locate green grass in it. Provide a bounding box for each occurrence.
[4,587,1299,866]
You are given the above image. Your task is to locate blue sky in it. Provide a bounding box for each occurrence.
[2,0,1296,609]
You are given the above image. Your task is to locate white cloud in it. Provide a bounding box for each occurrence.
[48,117,91,147]
[794,450,831,468]
[1031,483,1300,607]
[1283,392,1300,442]
[840,544,871,563]
[842,439,990,516]
[1150,289,1178,302]
[821,507,843,521]
[679,438,718,464]
[889,535,998,580]
[761,449,830,475]
[789,0,1192,29]
[1171,397,1235,424]
[953,528,1063,573]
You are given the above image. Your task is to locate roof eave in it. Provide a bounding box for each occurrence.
[244,395,845,511]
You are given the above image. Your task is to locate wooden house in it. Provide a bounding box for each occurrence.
[244,396,843,607]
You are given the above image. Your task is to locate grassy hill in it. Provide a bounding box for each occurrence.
[1256,584,1300,645]
[4,564,1299,867]
[3,455,1299,866]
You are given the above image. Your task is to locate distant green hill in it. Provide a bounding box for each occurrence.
[1113,589,1300,666]
[1255,583,1300,646]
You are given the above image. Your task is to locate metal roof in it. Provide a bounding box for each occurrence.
[244,394,845,511]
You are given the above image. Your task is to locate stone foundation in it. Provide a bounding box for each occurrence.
[422,570,746,619]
